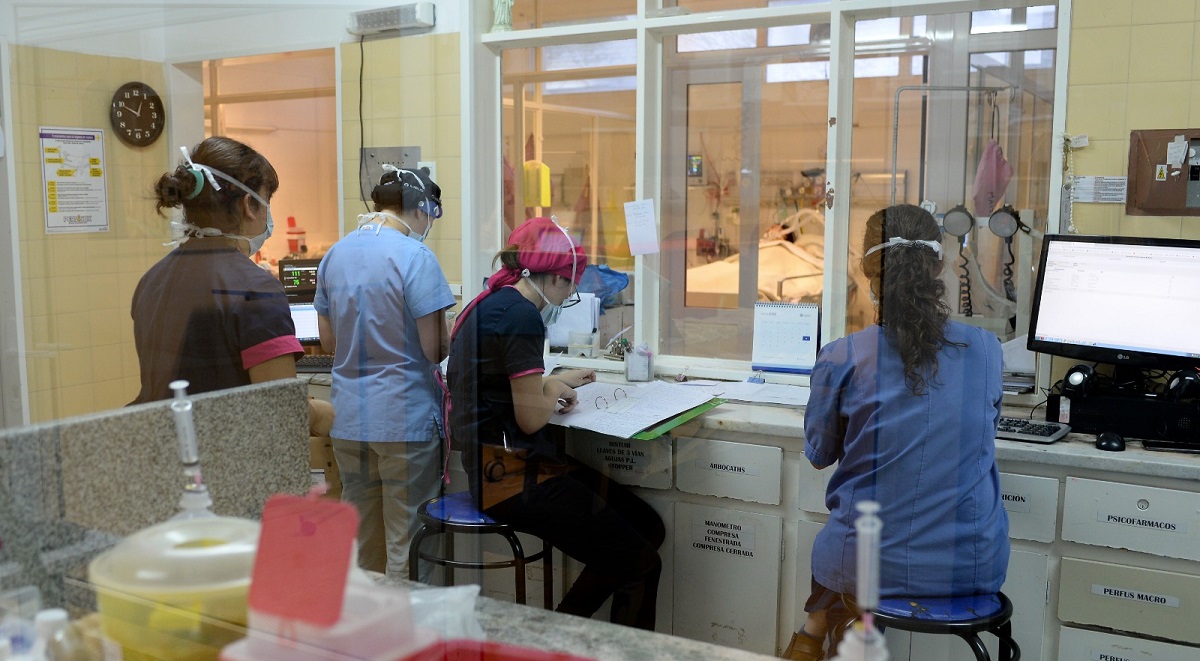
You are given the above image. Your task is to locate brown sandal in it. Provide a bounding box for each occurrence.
[781,631,825,661]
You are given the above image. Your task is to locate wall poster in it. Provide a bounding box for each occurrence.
[39,127,109,234]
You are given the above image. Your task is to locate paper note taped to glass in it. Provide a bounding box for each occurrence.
[549,381,722,439]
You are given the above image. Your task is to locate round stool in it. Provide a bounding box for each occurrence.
[407,491,553,608]
[872,592,1020,661]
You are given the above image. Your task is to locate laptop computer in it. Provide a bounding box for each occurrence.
[288,303,333,373]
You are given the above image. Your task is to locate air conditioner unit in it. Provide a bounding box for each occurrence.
[347,3,435,36]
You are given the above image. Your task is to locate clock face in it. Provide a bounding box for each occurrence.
[110,82,165,147]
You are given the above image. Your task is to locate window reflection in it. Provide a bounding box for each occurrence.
[662,26,832,360]
[845,10,1057,342]
[501,44,637,269]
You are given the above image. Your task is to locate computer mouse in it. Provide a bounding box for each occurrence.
[1095,431,1126,452]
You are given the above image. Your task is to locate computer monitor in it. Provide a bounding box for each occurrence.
[1027,234,1200,373]
[288,302,322,347]
[278,258,322,303]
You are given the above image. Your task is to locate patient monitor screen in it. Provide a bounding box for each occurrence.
[1030,237,1200,363]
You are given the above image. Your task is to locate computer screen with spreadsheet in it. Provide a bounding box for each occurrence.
[1027,234,1200,371]
[288,303,322,346]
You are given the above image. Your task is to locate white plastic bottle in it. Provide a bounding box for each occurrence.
[827,623,889,661]
[30,610,88,661]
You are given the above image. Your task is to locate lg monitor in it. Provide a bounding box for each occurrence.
[1027,234,1200,376]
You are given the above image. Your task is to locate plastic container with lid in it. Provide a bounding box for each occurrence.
[87,516,260,661]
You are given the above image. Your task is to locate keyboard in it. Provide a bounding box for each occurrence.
[996,416,1070,444]
[296,354,334,373]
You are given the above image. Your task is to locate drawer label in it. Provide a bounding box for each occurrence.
[1091,650,1145,661]
[691,518,757,558]
[591,439,653,474]
[697,459,760,477]
[1000,490,1032,513]
[1097,511,1184,533]
[1091,583,1180,608]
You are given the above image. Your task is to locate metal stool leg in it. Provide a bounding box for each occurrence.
[996,621,1020,661]
[408,524,433,581]
[959,633,990,661]
[444,530,455,586]
[499,530,528,605]
[542,539,553,609]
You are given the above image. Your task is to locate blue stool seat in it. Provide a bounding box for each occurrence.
[408,491,554,608]
[873,592,1019,661]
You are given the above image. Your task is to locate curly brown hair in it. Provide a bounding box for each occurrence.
[153,136,279,233]
[861,204,963,395]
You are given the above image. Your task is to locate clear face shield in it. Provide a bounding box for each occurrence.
[550,218,581,308]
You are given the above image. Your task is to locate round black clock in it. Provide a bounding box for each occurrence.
[109,82,165,147]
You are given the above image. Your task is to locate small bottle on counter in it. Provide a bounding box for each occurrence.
[30,610,89,661]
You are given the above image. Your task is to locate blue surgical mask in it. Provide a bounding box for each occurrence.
[244,209,273,254]
[525,277,562,326]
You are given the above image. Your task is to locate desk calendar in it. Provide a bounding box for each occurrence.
[751,302,819,374]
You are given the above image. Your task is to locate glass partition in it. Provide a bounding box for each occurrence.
[501,43,637,268]
[844,8,1058,348]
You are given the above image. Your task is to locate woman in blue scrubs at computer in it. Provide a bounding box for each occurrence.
[782,204,1009,660]
[314,165,455,581]
[447,216,664,630]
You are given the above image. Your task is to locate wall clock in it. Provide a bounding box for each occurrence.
[109,81,165,147]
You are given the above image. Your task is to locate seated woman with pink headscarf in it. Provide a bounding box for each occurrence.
[447,217,664,630]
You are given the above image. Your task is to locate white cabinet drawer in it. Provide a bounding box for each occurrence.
[1062,477,1200,561]
[673,502,782,655]
[676,437,783,504]
[1059,557,1200,644]
[797,462,831,514]
[998,473,1059,543]
[566,430,672,489]
[1058,625,1200,661]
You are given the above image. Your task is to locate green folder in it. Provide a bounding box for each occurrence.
[631,398,727,441]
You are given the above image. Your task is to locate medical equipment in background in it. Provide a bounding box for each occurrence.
[987,205,1029,305]
[169,380,214,520]
[695,226,734,261]
[941,204,976,316]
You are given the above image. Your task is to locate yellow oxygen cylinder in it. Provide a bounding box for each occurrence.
[523,160,551,207]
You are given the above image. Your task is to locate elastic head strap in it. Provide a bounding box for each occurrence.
[864,236,943,260]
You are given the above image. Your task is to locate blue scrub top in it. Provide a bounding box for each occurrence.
[315,224,455,442]
[805,321,1010,598]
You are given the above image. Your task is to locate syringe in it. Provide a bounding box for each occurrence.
[169,380,213,518]
[855,500,883,637]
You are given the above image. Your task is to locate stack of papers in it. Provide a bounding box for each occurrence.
[671,380,810,407]
[550,381,720,439]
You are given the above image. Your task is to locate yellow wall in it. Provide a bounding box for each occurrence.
[340,32,463,286]
[1066,0,1200,240]
[12,45,170,422]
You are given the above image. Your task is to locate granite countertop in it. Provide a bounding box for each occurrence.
[390,578,777,661]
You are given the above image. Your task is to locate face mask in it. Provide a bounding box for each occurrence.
[180,146,273,254]
[356,211,430,242]
[243,209,273,254]
[524,276,562,326]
